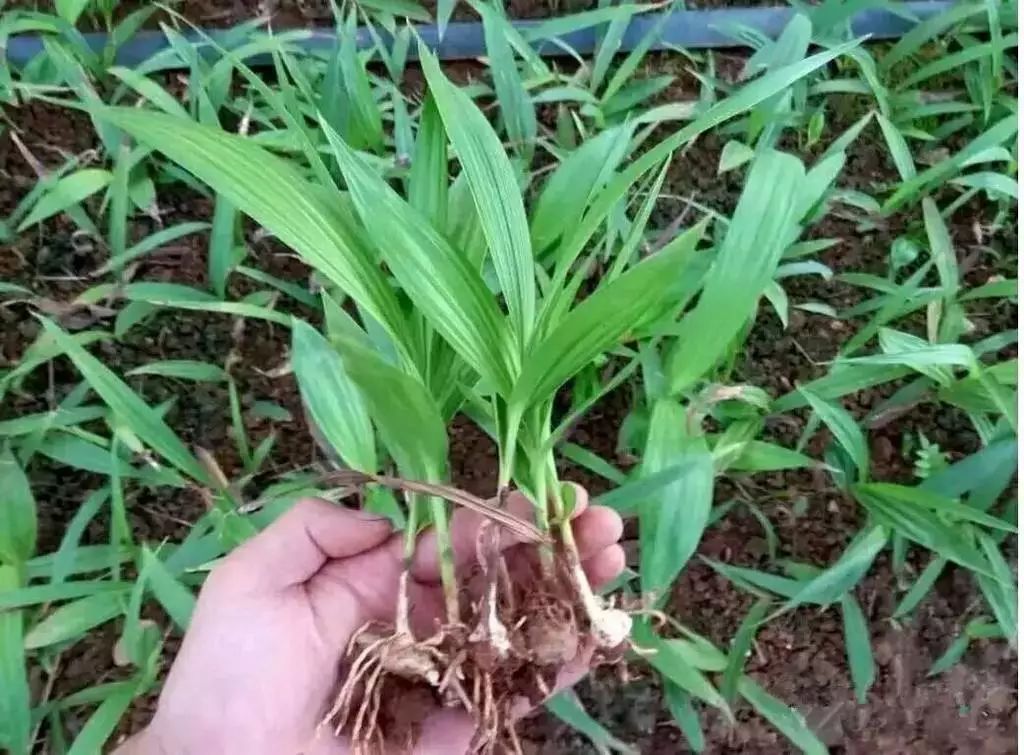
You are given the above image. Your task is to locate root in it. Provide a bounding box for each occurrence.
[325,479,636,755]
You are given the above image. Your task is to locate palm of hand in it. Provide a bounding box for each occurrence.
[126,493,624,755]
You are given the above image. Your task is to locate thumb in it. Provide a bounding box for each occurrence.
[218,499,394,591]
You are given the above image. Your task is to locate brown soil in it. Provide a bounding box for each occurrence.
[2,39,1017,755]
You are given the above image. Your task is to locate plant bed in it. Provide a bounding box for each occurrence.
[0,2,1017,754]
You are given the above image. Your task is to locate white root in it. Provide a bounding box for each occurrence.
[571,563,632,648]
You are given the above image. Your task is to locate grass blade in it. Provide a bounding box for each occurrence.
[208,195,239,299]
[477,2,537,154]
[738,676,826,755]
[17,168,112,231]
[853,486,994,577]
[663,682,705,752]
[408,94,448,232]
[140,546,195,631]
[639,400,713,602]
[513,221,706,411]
[325,125,515,395]
[769,526,887,616]
[126,360,227,382]
[0,566,31,755]
[291,320,376,473]
[38,318,211,486]
[0,448,36,566]
[840,593,875,703]
[101,108,409,352]
[420,50,535,350]
[667,151,806,393]
[66,676,141,755]
[546,690,637,755]
[721,597,770,705]
[24,592,125,650]
[922,198,960,299]
[796,387,869,484]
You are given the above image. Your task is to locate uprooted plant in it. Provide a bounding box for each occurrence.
[95,34,861,749]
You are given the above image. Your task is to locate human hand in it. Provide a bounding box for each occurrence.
[118,488,625,754]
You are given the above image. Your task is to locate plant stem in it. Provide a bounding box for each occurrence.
[530,455,555,577]
[428,494,459,625]
[545,460,632,648]
[403,490,458,626]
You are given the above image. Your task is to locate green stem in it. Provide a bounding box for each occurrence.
[530,456,555,576]
[403,491,458,627]
[428,495,459,625]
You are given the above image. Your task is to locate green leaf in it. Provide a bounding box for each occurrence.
[840,593,875,704]
[513,221,706,411]
[559,443,627,485]
[39,319,211,486]
[770,526,887,616]
[880,1,986,71]
[738,676,826,755]
[407,94,448,232]
[721,598,770,705]
[55,0,90,23]
[477,3,537,154]
[66,676,141,755]
[140,546,195,631]
[796,387,869,484]
[0,448,37,565]
[17,168,112,231]
[702,559,802,600]
[126,360,228,382]
[49,488,110,586]
[332,335,447,479]
[853,486,994,577]
[893,557,945,619]
[554,41,858,282]
[927,633,970,676]
[974,532,1017,644]
[420,49,535,350]
[638,400,713,601]
[24,592,125,650]
[858,483,1016,533]
[96,221,210,274]
[208,195,239,299]
[324,124,516,395]
[546,691,637,754]
[101,108,409,352]
[109,66,190,118]
[922,198,959,299]
[876,113,916,182]
[0,566,30,755]
[663,683,705,753]
[291,320,376,473]
[718,140,755,173]
[960,278,1018,301]
[0,581,132,611]
[667,151,807,393]
[595,463,703,517]
[883,115,1017,212]
[728,439,816,472]
[632,621,731,718]
[530,126,632,253]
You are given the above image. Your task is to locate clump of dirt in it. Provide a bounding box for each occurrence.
[326,535,624,754]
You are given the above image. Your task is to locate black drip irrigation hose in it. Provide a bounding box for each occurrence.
[5,1,967,68]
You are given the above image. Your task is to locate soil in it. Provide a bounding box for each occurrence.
[1,26,1017,755]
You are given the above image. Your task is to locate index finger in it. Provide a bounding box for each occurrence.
[409,484,588,583]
